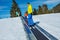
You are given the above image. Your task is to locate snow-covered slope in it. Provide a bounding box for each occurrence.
[0,13,60,40]
[33,13,60,40]
[0,17,28,40]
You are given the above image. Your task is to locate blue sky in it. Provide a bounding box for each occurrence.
[0,0,60,18]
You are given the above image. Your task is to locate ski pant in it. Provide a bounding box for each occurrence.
[27,14,34,26]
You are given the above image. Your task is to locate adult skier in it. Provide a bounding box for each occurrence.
[27,2,35,29]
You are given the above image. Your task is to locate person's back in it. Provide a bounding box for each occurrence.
[28,4,32,14]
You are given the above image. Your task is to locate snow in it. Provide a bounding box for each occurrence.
[33,13,60,40]
[0,17,28,40]
[0,13,60,40]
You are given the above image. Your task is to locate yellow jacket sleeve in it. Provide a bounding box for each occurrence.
[28,4,32,14]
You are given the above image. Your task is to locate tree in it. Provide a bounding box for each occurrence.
[33,8,37,15]
[52,3,60,13]
[10,0,21,17]
[37,5,43,14]
[42,4,48,14]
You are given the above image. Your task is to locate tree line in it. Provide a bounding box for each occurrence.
[10,0,60,17]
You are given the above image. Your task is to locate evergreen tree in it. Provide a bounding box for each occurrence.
[37,5,43,14]
[42,4,48,14]
[10,0,21,17]
[52,3,60,13]
[33,8,37,15]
